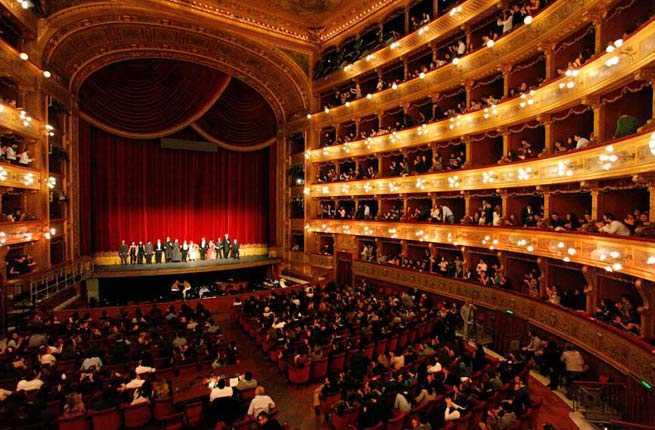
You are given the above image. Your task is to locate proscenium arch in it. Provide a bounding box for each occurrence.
[35,1,312,125]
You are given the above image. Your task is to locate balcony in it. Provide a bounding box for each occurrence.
[307,219,655,282]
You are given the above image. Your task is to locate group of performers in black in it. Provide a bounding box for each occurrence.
[117,235,240,265]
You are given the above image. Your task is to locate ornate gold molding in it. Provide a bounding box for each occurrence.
[36,4,310,123]
[308,220,655,282]
[353,260,655,385]
[0,0,37,37]
[0,163,42,191]
[0,220,50,246]
[309,0,612,128]
[308,131,655,197]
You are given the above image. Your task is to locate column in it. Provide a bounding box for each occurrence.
[542,190,551,219]
[536,258,550,299]
[463,136,472,168]
[590,188,601,222]
[502,63,512,98]
[540,114,554,155]
[500,190,510,219]
[584,95,606,142]
[544,44,556,81]
[501,128,511,162]
[649,183,655,223]
[592,14,606,55]
[582,266,600,314]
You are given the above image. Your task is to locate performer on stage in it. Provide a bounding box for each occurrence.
[145,241,154,264]
[188,241,198,262]
[231,239,240,259]
[171,239,181,262]
[207,240,216,260]
[164,236,173,263]
[155,239,164,264]
[221,234,231,260]
[129,241,137,265]
[137,241,145,265]
[199,237,208,260]
[215,239,223,259]
[181,240,189,262]
[118,240,128,265]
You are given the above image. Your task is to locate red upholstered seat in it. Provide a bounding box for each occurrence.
[161,413,185,430]
[122,402,152,429]
[57,414,89,430]
[239,387,256,402]
[374,339,388,356]
[288,365,310,384]
[89,408,121,430]
[363,345,374,360]
[184,402,204,428]
[310,358,329,381]
[233,415,255,430]
[387,336,398,353]
[153,397,176,421]
[385,412,407,430]
[397,332,409,350]
[329,407,360,430]
[329,352,346,374]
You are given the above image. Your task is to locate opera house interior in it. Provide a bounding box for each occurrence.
[1,0,655,429]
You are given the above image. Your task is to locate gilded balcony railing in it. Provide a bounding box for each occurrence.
[307,131,655,197]
[310,0,611,126]
[307,219,655,282]
[306,13,653,163]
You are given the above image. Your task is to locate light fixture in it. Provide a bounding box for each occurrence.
[22,173,35,186]
[366,54,375,61]
[486,39,495,48]
[19,52,29,61]
[418,26,428,35]
[345,101,351,107]
[306,113,312,119]
[647,256,655,265]
[324,106,330,113]
[303,187,310,195]
[304,150,311,159]
[567,247,576,256]
[599,145,618,170]
[524,15,533,25]
[0,232,6,245]
[43,71,52,79]
[392,82,398,90]
[18,0,33,9]
[47,176,56,189]
[649,133,655,156]
[517,167,533,180]
[526,245,534,252]
[366,93,373,100]
[0,167,7,181]
[419,72,426,79]
[449,5,463,16]
[452,57,460,65]
[390,41,399,49]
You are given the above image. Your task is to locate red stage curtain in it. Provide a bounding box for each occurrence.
[78,121,270,254]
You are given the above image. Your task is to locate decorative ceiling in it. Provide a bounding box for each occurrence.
[35,1,310,124]
[77,59,278,149]
[39,0,398,42]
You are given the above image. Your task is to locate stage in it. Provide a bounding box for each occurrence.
[93,255,281,278]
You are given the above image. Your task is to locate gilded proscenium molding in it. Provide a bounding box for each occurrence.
[314,0,501,90]
[307,16,654,163]
[37,5,310,123]
[307,132,655,197]
[0,102,44,141]
[353,260,655,385]
[308,220,655,282]
[309,0,611,128]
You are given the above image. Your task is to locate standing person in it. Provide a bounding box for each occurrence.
[215,239,222,259]
[460,302,475,340]
[199,238,208,260]
[181,240,189,262]
[207,240,216,260]
[137,242,145,265]
[129,242,137,265]
[145,241,154,264]
[231,239,240,259]
[171,239,181,263]
[118,240,129,265]
[155,239,164,264]
[164,236,173,263]
[221,234,231,260]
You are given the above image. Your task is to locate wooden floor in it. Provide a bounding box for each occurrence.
[93,256,280,278]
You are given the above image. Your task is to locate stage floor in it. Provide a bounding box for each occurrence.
[94,255,280,278]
